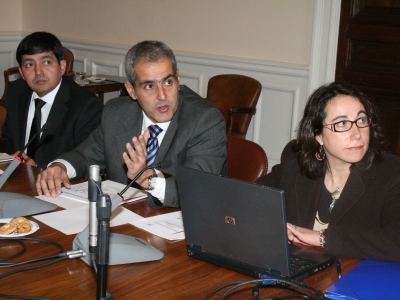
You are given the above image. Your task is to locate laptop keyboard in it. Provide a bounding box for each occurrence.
[289,256,314,276]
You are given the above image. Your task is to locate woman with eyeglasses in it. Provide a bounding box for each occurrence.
[256,82,400,261]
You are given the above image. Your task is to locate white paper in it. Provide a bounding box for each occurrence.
[131,211,185,241]
[0,153,13,163]
[36,194,87,209]
[61,180,147,204]
[34,204,144,235]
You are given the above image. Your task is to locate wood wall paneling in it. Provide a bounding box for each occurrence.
[336,0,400,155]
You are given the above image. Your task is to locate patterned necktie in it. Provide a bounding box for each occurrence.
[27,98,46,159]
[146,124,163,166]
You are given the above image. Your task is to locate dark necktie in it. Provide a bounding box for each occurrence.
[146,124,163,166]
[27,98,46,159]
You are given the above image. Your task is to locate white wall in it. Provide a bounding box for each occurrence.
[0,0,22,30]
[17,0,314,65]
[0,0,341,169]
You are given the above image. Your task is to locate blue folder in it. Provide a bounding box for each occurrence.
[325,259,400,300]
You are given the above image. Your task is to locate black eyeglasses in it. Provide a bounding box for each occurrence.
[323,116,371,132]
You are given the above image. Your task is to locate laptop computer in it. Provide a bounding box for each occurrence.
[176,166,336,281]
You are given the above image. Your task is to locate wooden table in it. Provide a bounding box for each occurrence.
[0,163,361,300]
[81,78,126,103]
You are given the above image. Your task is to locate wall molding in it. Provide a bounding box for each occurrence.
[0,33,309,168]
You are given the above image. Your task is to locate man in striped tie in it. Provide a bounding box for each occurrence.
[37,40,227,209]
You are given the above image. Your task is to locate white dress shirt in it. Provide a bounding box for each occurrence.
[141,113,170,202]
[25,80,62,148]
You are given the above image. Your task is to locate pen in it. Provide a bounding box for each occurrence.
[336,258,342,278]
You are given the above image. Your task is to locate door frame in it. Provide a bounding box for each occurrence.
[308,0,342,96]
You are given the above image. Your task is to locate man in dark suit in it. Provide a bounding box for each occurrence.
[36,40,227,209]
[0,32,103,169]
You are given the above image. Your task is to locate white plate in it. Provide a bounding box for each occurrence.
[0,218,40,237]
[76,80,89,85]
[87,77,106,83]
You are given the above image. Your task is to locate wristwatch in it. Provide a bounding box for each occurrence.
[146,169,157,191]
[319,229,326,248]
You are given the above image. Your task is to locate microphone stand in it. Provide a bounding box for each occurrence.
[96,194,113,300]
[0,156,22,189]
[73,163,165,266]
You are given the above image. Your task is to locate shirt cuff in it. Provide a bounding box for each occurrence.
[49,159,76,178]
[147,169,166,203]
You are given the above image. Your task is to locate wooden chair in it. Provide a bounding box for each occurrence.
[0,47,75,107]
[1,67,20,107]
[62,47,75,79]
[207,74,262,139]
[227,135,268,182]
[0,105,6,137]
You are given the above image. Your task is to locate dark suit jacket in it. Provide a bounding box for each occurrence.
[59,85,227,208]
[0,76,103,169]
[256,141,400,261]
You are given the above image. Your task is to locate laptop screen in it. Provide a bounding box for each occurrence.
[177,166,291,276]
[176,166,335,280]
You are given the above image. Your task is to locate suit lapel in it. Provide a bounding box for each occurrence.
[153,98,182,164]
[34,80,70,161]
[42,79,70,141]
[118,102,143,158]
[17,88,32,148]
[294,173,321,227]
[330,164,371,225]
[293,156,374,227]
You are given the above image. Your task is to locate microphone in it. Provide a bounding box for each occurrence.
[94,162,171,294]
[88,165,102,264]
[119,160,172,196]
[0,124,47,189]
[113,160,172,210]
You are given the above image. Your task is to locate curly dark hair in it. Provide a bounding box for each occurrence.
[292,82,388,179]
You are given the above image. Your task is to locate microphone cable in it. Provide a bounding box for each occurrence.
[0,237,85,300]
[17,124,48,161]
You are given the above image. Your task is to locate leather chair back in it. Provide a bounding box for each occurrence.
[0,105,6,136]
[63,47,75,78]
[1,67,20,107]
[227,135,268,182]
[207,74,261,139]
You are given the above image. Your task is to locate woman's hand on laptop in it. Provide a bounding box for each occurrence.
[287,223,320,247]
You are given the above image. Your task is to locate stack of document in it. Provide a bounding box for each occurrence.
[0,153,13,163]
[34,180,147,235]
[0,153,14,175]
[60,180,147,204]
[131,211,184,241]
[34,180,185,241]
